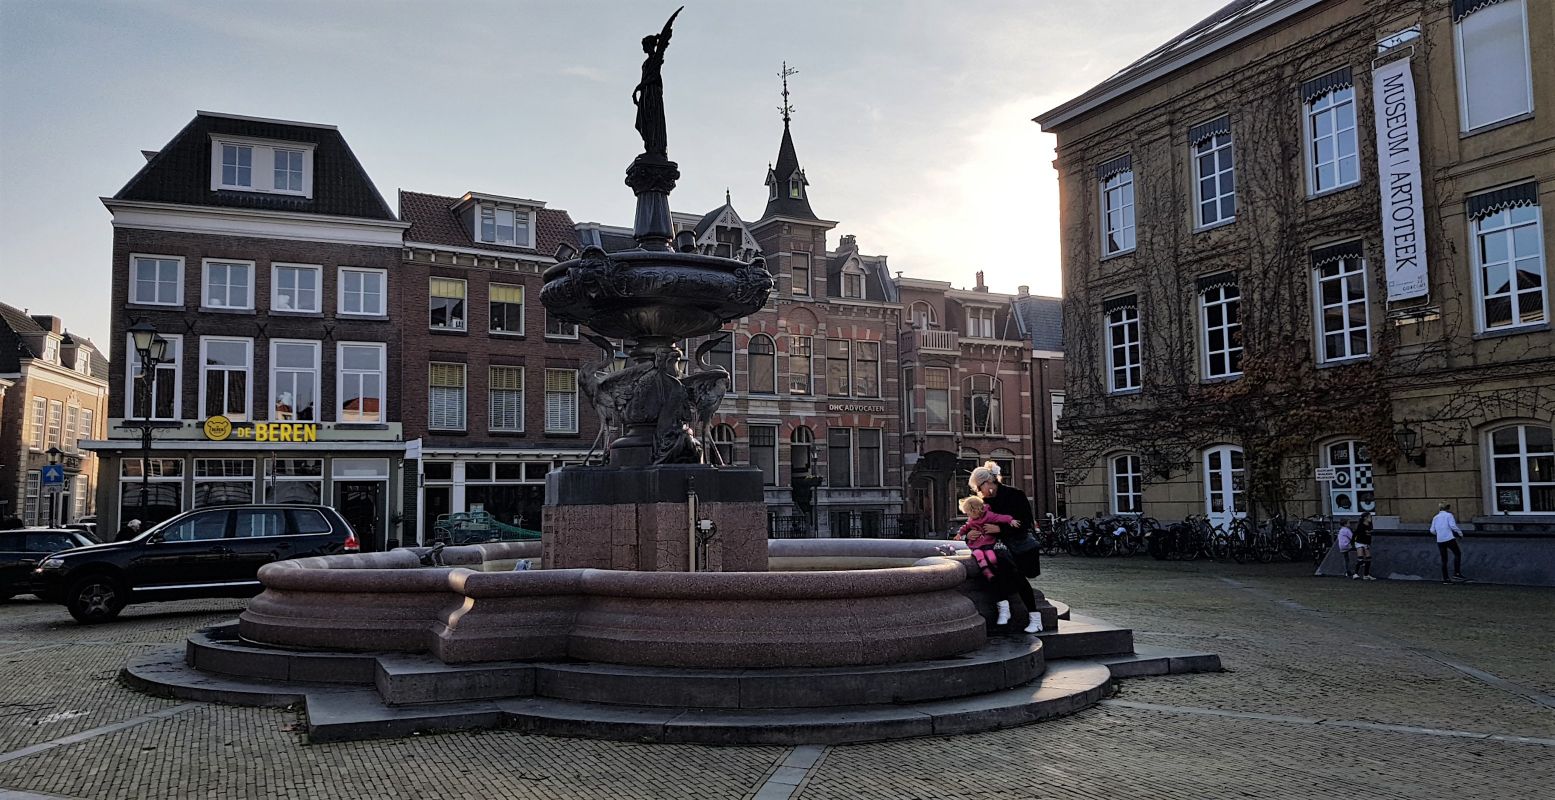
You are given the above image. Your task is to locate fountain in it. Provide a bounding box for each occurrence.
[121,11,1220,744]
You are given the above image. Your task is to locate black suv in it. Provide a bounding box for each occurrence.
[1,529,98,600]
[32,505,357,623]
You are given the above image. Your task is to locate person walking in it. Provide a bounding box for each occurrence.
[969,465,1043,633]
[114,519,142,542]
[1354,512,1376,580]
[1430,502,1466,584]
[1336,519,1356,579]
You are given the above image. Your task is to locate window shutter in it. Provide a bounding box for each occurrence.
[545,369,577,432]
[490,284,524,304]
[430,278,466,299]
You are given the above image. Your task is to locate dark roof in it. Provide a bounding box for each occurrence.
[113,111,396,220]
[1011,295,1065,352]
[762,123,817,220]
[597,230,639,253]
[400,191,580,259]
[825,242,898,304]
[0,303,41,373]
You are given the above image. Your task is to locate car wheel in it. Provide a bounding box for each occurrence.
[67,575,126,624]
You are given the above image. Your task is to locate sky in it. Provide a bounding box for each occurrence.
[0,0,1227,347]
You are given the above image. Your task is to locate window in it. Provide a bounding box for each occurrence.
[1050,392,1065,439]
[29,397,44,449]
[490,366,524,432]
[910,301,936,329]
[1489,424,1554,514]
[748,335,776,394]
[826,339,851,396]
[46,400,62,448]
[1304,75,1359,194]
[429,362,466,430]
[131,256,182,305]
[1200,280,1243,379]
[925,367,951,430]
[750,425,777,485]
[1455,0,1533,131]
[1111,454,1142,514]
[273,149,304,193]
[544,369,578,433]
[792,253,811,296]
[790,426,814,476]
[339,267,386,316]
[234,508,288,538]
[708,334,735,391]
[202,260,253,310]
[270,340,320,421]
[545,311,578,339]
[1471,194,1545,331]
[828,428,853,488]
[24,471,39,526]
[490,284,525,334]
[711,424,736,466]
[853,341,880,397]
[842,271,864,299]
[160,510,230,543]
[338,343,385,423]
[1203,445,1246,523]
[478,206,532,247]
[272,264,321,313]
[1100,165,1135,255]
[965,307,996,338]
[1105,299,1141,392]
[1313,246,1370,362]
[1324,440,1375,515]
[220,144,252,188]
[194,459,255,508]
[200,337,252,420]
[430,278,467,330]
[119,458,184,526]
[64,405,79,452]
[789,177,802,199]
[787,336,812,395]
[1192,125,1236,227]
[80,409,95,447]
[265,458,322,504]
[127,333,181,420]
[964,375,1002,435]
[857,428,882,487]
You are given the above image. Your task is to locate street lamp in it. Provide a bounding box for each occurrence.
[1393,426,1426,467]
[46,446,63,528]
[128,321,168,523]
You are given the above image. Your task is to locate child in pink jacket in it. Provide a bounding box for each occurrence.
[957,495,1022,625]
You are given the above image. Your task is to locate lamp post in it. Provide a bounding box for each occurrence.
[46,446,63,528]
[128,321,168,523]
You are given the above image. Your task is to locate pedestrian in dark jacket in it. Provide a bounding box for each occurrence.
[114,519,142,542]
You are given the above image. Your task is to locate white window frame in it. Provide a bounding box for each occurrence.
[46,400,62,449]
[1110,454,1143,515]
[910,301,937,329]
[1050,391,1065,440]
[1454,0,1534,133]
[273,148,304,193]
[29,397,45,449]
[489,283,526,335]
[1203,444,1247,526]
[198,336,253,421]
[787,335,811,395]
[126,333,183,421]
[857,428,884,487]
[1101,170,1136,256]
[489,366,525,433]
[1470,202,1546,333]
[1314,253,1371,363]
[1323,439,1376,516]
[193,458,256,508]
[428,362,467,431]
[271,263,321,314]
[269,339,321,422]
[827,427,854,488]
[544,368,579,434]
[337,342,386,424]
[201,259,255,311]
[750,425,778,486]
[1193,131,1236,228]
[924,366,952,432]
[1106,305,1142,393]
[1304,85,1360,196]
[1200,284,1243,380]
[748,334,777,395]
[544,310,579,340]
[429,277,468,331]
[853,340,881,398]
[476,204,537,249]
[792,252,812,296]
[1487,423,1555,514]
[218,142,252,189]
[209,136,315,197]
[129,254,184,306]
[842,269,865,299]
[963,374,1002,436]
[64,404,79,452]
[338,267,387,317]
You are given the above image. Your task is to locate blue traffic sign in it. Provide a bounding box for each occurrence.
[40,465,65,486]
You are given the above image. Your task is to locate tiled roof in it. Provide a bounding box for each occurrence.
[400,191,580,259]
[113,111,397,220]
[0,302,41,373]
[1011,295,1065,353]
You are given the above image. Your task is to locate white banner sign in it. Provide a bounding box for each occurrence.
[1373,57,1428,302]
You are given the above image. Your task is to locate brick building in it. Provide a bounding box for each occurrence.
[0,305,110,526]
[91,111,409,547]
[396,190,594,542]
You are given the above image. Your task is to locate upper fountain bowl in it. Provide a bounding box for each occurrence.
[541,246,773,342]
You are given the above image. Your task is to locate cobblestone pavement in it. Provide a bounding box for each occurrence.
[0,557,1550,799]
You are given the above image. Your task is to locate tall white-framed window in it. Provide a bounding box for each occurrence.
[202,260,254,310]
[1050,391,1065,440]
[1203,444,1246,529]
[790,426,815,477]
[924,367,951,431]
[853,341,880,397]
[199,337,253,421]
[220,143,252,188]
[750,425,777,485]
[272,264,321,313]
[1110,453,1143,515]
[337,342,385,423]
[1302,71,1359,195]
[1323,439,1375,516]
[1488,423,1554,514]
[210,138,314,197]
[428,362,466,431]
[784,335,811,396]
[1191,120,1236,227]
[489,366,524,432]
[963,374,1002,436]
[339,267,386,316]
[1312,243,1371,362]
[711,424,737,466]
[1469,188,1545,332]
[826,339,851,397]
[477,205,534,248]
[1454,0,1533,132]
[857,428,883,487]
[1100,161,1136,255]
[544,368,578,434]
[64,404,79,452]
[273,149,304,193]
[126,333,182,420]
[965,306,996,338]
[81,408,94,445]
[46,400,62,449]
[1199,278,1243,379]
[748,334,777,394]
[827,428,853,488]
[1104,298,1141,392]
[130,255,183,306]
[269,339,320,421]
[29,397,45,449]
[429,278,467,330]
[792,252,812,296]
[489,283,525,334]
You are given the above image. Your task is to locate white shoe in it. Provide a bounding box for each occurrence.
[995,600,1011,626]
[1351,574,1360,580]
[1363,575,1377,581]
[1024,616,1043,633]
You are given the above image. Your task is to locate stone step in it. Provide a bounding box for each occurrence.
[1033,615,1134,659]
[1095,645,1223,678]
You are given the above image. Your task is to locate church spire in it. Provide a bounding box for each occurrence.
[763,61,816,220]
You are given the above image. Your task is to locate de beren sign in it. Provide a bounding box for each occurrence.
[1373,56,1428,302]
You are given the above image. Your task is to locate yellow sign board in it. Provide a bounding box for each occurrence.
[202,417,320,443]
[203,415,233,441]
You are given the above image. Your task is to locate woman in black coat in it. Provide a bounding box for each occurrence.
[969,465,1042,632]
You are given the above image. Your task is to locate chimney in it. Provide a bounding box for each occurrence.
[30,315,62,334]
[1017,285,1030,297]
[839,234,857,250]
[973,271,989,293]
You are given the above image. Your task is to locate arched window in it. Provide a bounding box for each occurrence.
[1489,424,1555,513]
[1110,454,1142,515]
[747,335,776,394]
[962,375,1001,435]
[1203,444,1246,527]
[909,301,937,330]
[710,424,736,466]
[1323,439,1374,515]
[790,426,814,477]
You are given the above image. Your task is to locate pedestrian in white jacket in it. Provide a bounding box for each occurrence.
[1430,502,1466,584]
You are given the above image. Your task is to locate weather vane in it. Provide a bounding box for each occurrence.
[778,62,798,124]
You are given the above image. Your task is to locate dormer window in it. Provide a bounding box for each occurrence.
[842,266,865,299]
[789,176,803,199]
[210,136,314,197]
[769,182,778,201]
[478,205,533,248]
